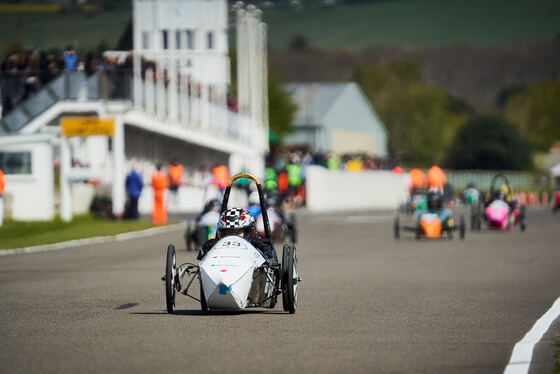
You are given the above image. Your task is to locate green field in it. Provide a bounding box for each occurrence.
[0,214,155,250]
[0,0,558,53]
[0,10,130,54]
[264,0,560,49]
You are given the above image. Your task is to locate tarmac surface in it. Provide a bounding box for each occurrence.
[1,207,560,373]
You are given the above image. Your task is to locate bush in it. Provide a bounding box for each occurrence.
[446,115,533,170]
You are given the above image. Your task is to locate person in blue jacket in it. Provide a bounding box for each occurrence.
[125,165,144,219]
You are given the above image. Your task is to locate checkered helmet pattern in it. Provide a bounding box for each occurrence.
[217,207,256,238]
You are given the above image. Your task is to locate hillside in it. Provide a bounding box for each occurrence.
[1,0,559,54]
[264,0,560,50]
[0,10,130,53]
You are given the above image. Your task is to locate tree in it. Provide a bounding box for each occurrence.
[504,79,560,152]
[268,73,298,137]
[445,115,533,170]
[354,61,465,166]
[289,35,309,51]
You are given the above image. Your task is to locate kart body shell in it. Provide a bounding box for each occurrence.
[199,236,270,310]
[394,207,464,240]
[418,213,443,238]
[485,201,511,229]
[552,191,560,213]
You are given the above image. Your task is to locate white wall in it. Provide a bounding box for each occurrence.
[1,136,54,220]
[138,185,248,215]
[306,165,408,211]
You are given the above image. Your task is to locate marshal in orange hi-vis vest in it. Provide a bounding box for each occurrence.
[409,168,426,189]
[0,169,5,195]
[212,165,229,190]
[151,170,168,225]
[167,163,183,188]
[427,165,446,189]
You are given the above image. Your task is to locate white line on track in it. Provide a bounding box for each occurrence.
[0,223,185,256]
[504,296,560,374]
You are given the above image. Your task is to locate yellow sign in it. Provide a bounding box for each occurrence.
[61,117,115,137]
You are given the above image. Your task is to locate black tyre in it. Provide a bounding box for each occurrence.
[165,244,176,314]
[185,222,193,251]
[520,205,527,221]
[282,244,290,311]
[394,216,400,240]
[475,214,482,231]
[460,216,466,240]
[290,213,297,244]
[200,282,208,312]
[282,244,298,314]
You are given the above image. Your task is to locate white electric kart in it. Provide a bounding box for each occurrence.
[163,173,300,314]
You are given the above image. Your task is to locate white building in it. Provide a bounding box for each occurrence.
[283,82,388,156]
[0,0,268,221]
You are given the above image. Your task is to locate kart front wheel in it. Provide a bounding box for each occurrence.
[282,244,298,314]
[289,213,297,244]
[165,244,177,314]
[200,282,208,312]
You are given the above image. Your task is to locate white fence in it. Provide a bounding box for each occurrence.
[305,166,409,211]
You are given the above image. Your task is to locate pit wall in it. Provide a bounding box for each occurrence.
[1,136,54,220]
[305,165,409,211]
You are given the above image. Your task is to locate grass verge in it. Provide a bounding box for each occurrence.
[0,214,155,250]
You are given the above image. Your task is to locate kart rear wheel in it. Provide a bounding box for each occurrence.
[520,205,527,221]
[282,244,298,314]
[165,244,177,314]
[475,214,482,231]
[460,216,466,240]
[185,222,193,251]
[394,216,400,240]
[200,282,208,312]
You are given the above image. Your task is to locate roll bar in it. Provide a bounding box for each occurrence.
[490,174,512,195]
[220,172,272,240]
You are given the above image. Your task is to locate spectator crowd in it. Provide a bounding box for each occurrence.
[1,46,133,117]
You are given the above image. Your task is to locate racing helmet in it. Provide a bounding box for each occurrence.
[494,189,506,202]
[217,208,256,239]
[427,190,443,210]
[204,199,221,212]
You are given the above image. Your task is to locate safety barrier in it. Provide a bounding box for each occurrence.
[444,170,533,190]
[305,165,409,211]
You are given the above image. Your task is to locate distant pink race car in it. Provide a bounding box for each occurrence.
[482,174,526,232]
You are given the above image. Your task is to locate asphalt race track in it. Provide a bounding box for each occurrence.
[1,207,560,373]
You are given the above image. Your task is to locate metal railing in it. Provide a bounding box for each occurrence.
[444,170,534,190]
[0,71,132,134]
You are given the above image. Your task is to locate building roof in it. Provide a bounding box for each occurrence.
[283,83,351,127]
